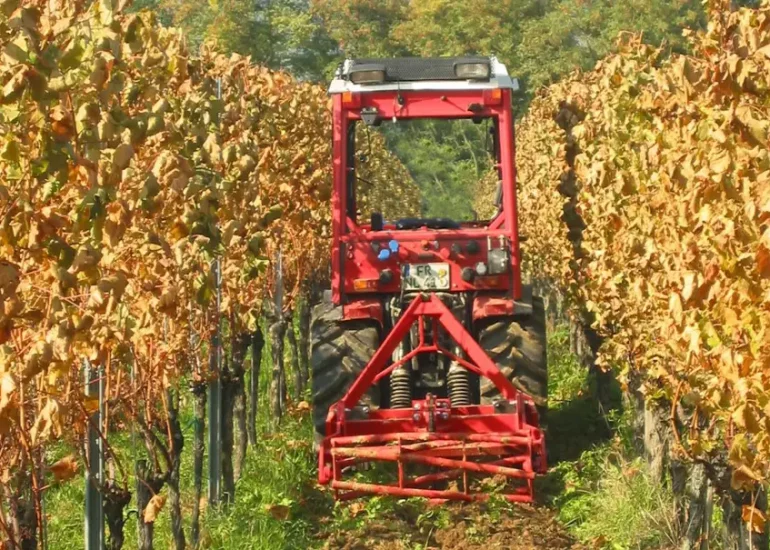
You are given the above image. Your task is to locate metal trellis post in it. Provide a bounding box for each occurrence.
[208,77,224,508]
[84,360,104,549]
[208,256,222,507]
[275,249,283,412]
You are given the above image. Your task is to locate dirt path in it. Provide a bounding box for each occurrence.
[320,502,585,550]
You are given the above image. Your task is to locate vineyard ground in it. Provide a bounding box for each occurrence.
[44,328,689,549]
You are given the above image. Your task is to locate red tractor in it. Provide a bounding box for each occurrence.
[313,57,547,502]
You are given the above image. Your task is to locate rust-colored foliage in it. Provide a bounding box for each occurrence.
[0,0,417,524]
[513,2,770,488]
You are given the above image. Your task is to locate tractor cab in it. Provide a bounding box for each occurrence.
[315,57,547,504]
[328,57,524,309]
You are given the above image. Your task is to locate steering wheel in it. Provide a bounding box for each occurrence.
[395,217,461,230]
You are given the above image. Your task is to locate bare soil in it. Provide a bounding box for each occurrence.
[320,502,586,550]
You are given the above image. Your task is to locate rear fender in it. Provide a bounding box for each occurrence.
[472,285,534,323]
[342,297,384,326]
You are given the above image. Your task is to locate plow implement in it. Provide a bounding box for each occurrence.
[318,294,547,502]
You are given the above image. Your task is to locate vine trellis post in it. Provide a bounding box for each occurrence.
[84,360,104,549]
[207,75,225,509]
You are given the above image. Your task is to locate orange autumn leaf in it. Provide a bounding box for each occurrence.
[742,505,766,534]
[49,455,79,482]
[143,494,166,524]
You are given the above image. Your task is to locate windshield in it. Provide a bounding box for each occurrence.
[351,118,501,226]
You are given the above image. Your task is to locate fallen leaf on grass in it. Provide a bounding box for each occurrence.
[49,455,79,482]
[289,401,311,417]
[348,502,366,517]
[285,439,310,450]
[264,503,290,521]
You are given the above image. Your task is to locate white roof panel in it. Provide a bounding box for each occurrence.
[328,57,518,94]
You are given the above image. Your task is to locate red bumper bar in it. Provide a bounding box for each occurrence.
[318,293,546,502]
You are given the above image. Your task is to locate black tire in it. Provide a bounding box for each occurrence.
[478,296,547,409]
[310,301,380,438]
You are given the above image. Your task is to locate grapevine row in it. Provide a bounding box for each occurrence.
[0,0,417,543]
[509,0,770,505]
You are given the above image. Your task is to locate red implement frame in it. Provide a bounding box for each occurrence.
[318,293,546,502]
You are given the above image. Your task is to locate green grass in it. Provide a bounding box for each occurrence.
[45,329,329,550]
[193,412,324,549]
[543,326,683,550]
[44,322,687,550]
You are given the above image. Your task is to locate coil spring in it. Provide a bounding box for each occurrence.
[390,367,412,409]
[447,366,471,406]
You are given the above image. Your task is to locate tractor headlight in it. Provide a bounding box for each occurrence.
[349,64,386,84]
[488,248,509,275]
[454,62,490,80]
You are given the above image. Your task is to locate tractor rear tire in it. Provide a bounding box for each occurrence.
[310,301,380,439]
[478,296,547,410]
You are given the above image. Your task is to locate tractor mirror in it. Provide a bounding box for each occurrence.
[370,212,384,231]
[494,181,503,207]
[361,107,379,127]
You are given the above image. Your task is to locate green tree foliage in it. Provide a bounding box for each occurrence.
[516,0,706,90]
[311,0,409,58]
[311,0,707,95]
[306,0,714,219]
[265,0,340,78]
[132,0,337,79]
[376,120,494,220]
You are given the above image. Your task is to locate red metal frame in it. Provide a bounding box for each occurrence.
[330,88,523,313]
[318,294,546,502]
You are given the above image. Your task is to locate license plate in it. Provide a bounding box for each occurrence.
[402,263,450,291]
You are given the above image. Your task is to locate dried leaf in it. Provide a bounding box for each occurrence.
[30,399,62,444]
[143,493,166,523]
[742,505,766,534]
[49,455,79,482]
[264,503,290,521]
[0,373,15,414]
[732,465,763,491]
[113,143,134,171]
[348,502,366,517]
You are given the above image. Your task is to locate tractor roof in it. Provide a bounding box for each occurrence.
[329,56,518,94]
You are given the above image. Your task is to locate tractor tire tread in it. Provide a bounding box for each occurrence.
[310,301,380,438]
[478,296,547,408]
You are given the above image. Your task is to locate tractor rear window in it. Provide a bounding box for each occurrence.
[351,118,500,226]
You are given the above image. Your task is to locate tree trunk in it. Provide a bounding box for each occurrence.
[573,315,613,409]
[166,389,185,550]
[8,473,36,550]
[135,460,165,550]
[298,297,311,394]
[643,398,670,484]
[103,481,131,550]
[569,316,579,356]
[232,333,250,481]
[190,381,206,548]
[286,312,303,399]
[220,352,235,508]
[723,489,768,550]
[269,318,287,424]
[248,326,264,446]
[680,463,710,550]
[221,333,250,504]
